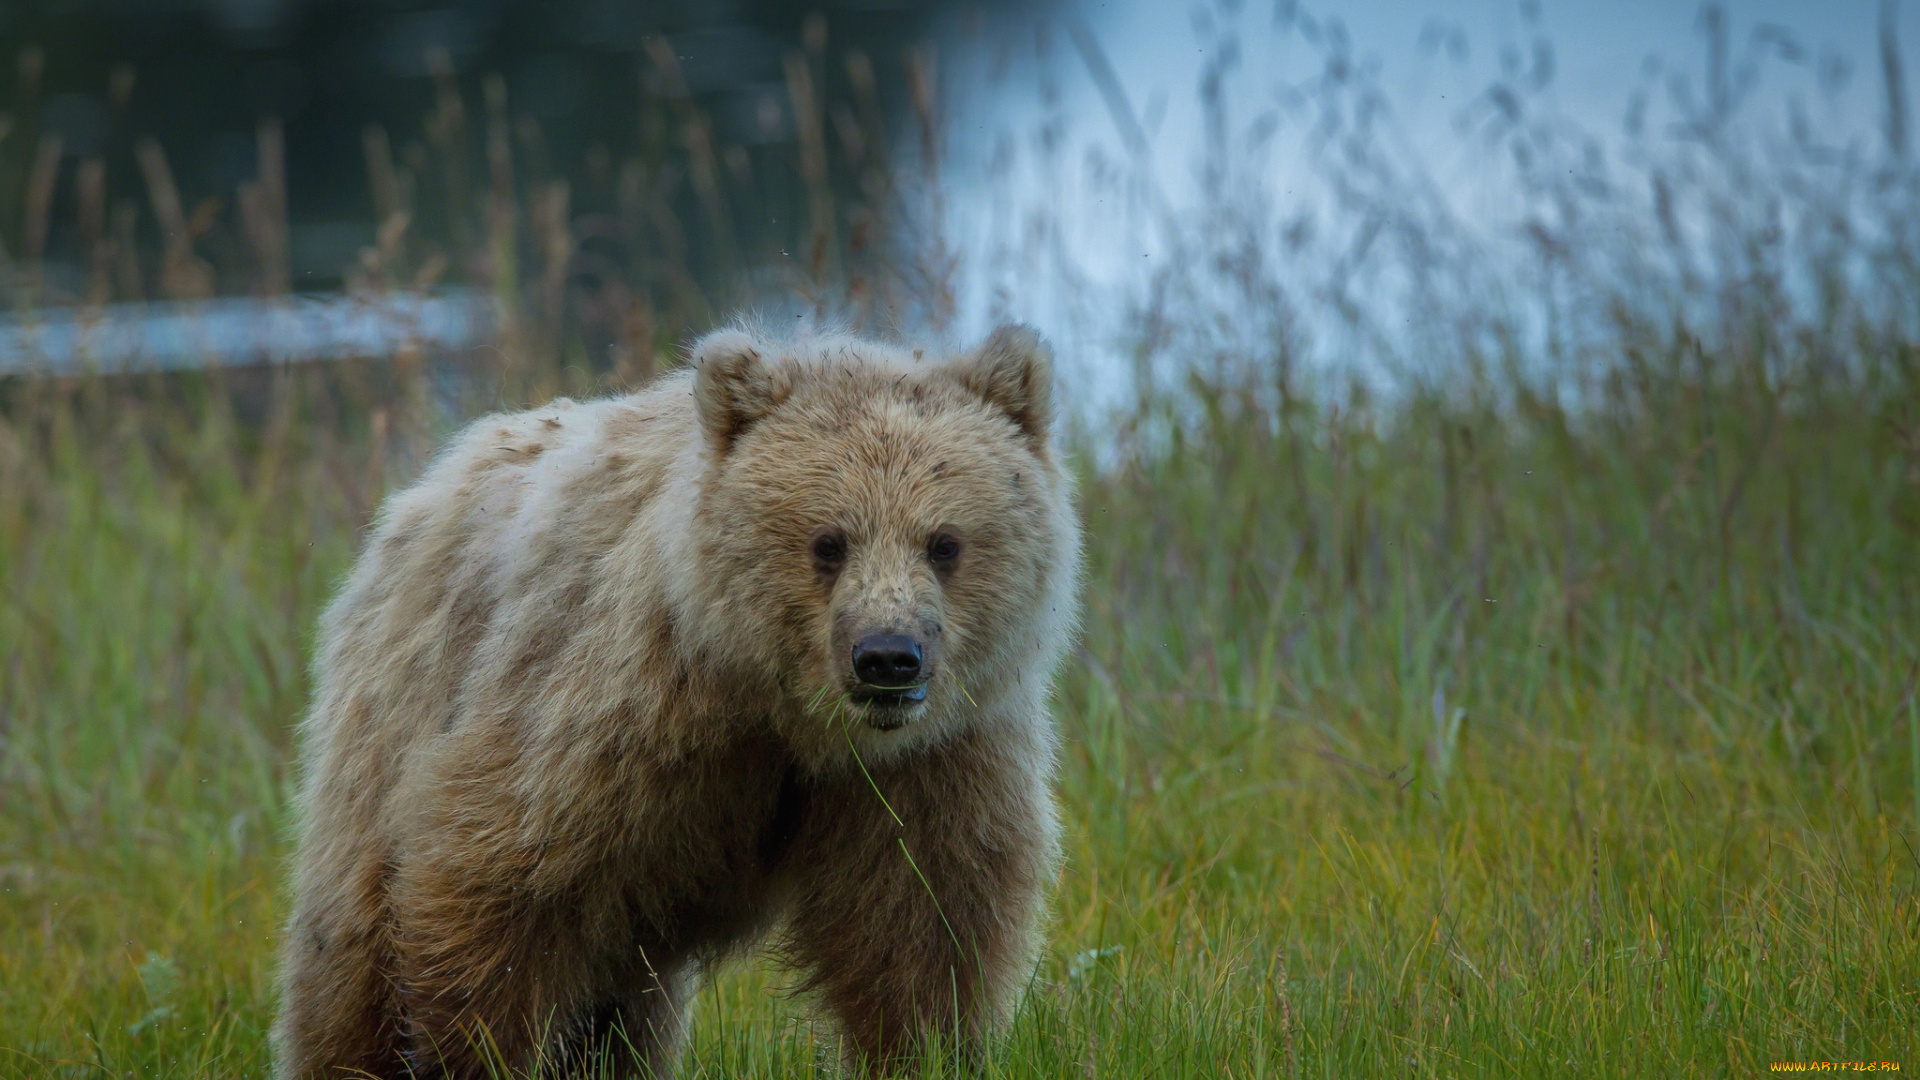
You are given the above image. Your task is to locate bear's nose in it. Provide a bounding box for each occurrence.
[852,634,924,687]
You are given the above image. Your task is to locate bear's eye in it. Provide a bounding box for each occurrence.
[811,530,847,573]
[927,532,962,567]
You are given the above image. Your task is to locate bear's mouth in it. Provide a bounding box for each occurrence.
[850,683,927,727]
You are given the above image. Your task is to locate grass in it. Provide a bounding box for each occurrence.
[0,330,1915,1077]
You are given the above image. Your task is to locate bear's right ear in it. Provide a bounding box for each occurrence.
[950,324,1054,450]
[692,329,789,454]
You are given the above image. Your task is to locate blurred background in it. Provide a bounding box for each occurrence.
[0,0,1008,389]
[0,0,957,293]
[1,0,1916,1073]
[6,0,1915,400]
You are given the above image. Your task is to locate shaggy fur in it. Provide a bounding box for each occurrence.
[272,324,1083,1078]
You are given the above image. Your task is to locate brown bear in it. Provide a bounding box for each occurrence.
[272,324,1083,1078]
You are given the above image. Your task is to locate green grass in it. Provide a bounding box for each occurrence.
[1,343,1917,1077]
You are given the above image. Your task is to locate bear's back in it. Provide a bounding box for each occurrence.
[296,376,706,829]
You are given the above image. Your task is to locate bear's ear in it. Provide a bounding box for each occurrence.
[692,329,789,454]
[950,324,1054,448]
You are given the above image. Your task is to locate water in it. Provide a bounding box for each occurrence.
[933,0,1911,411]
[0,291,495,378]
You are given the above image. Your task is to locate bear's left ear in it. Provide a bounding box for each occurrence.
[692,329,791,454]
[950,324,1054,449]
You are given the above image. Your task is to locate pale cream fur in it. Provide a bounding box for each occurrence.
[272,324,1082,1078]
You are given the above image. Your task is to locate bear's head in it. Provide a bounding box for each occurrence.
[688,324,1080,764]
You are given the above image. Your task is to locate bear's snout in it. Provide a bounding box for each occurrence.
[847,631,934,724]
[852,633,924,688]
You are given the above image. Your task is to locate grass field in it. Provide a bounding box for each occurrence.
[1,330,1916,1077]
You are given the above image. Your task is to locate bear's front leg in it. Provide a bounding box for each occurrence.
[784,720,1060,1071]
[385,787,692,1080]
[389,850,694,1078]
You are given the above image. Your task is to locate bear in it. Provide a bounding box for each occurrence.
[271,323,1083,1078]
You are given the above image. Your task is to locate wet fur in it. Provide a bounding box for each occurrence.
[272,325,1082,1077]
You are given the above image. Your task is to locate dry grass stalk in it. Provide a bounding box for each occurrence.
[253,118,290,295]
[75,158,108,303]
[110,199,142,301]
[1269,950,1296,1077]
[134,137,213,299]
[643,35,736,278]
[785,49,837,290]
[23,132,61,273]
[362,124,402,228]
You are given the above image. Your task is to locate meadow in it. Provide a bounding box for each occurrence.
[3,4,1920,1076]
